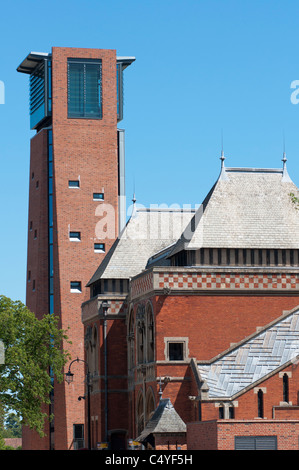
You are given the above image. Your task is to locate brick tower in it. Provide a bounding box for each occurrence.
[17,47,134,450]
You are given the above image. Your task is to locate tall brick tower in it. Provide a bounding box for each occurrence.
[17,47,134,450]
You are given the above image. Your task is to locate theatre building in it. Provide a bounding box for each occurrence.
[82,157,299,450]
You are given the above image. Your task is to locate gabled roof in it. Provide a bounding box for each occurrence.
[197,306,299,398]
[136,398,186,443]
[87,206,195,285]
[169,162,299,255]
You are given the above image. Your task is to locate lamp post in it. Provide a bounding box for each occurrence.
[65,357,91,450]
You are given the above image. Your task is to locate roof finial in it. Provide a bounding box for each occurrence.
[132,192,136,205]
[282,130,287,171]
[281,132,292,182]
[220,129,225,168]
[220,149,225,168]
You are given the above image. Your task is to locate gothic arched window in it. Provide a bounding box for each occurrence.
[146,303,154,363]
[283,373,289,403]
[257,389,264,418]
[128,309,135,370]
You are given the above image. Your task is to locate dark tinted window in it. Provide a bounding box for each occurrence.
[68,59,102,119]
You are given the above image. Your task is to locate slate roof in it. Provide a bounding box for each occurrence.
[169,163,299,255]
[136,398,186,443]
[87,206,195,285]
[197,306,299,398]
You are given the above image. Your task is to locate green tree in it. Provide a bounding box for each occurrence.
[4,412,22,437]
[0,295,70,437]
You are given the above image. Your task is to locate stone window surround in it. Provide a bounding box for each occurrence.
[164,337,189,362]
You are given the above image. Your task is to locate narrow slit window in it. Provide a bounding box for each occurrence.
[257,389,264,418]
[70,281,82,293]
[69,231,81,241]
[283,373,289,403]
[94,243,105,253]
[69,180,80,188]
[93,192,104,201]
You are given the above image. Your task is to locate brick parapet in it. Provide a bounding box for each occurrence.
[130,267,299,300]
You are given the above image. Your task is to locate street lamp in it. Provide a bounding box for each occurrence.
[65,357,91,450]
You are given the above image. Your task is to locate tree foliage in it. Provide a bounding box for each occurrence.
[0,295,70,437]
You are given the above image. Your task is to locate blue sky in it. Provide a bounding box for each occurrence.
[1,0,299,303]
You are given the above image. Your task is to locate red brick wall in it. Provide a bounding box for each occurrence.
[188,420,299,450]
[187,421,218,450]
[26,130,49,322]
[154,294,299,360]
[23,129,51,450]
[85,316,129,448]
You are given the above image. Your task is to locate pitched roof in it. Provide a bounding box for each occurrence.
[136,398,186,443]
[197,306,299,398]
[169,164,299,255]
[87,207,195,285]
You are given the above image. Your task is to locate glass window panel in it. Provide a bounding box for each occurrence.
[69,180,80,188]
[169,343,184,361]
[68,59,102,119]
[93,192,104,200]
[68,62,84,117]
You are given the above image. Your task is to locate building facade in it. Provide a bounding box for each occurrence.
[17,47,134,450]
[82,158,299,450]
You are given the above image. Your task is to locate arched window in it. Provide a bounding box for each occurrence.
[257,389,264,418]
[228,405,235,419]
[146,303,155,363]
[128,309,135,370]
[136,306,145,364]
[145,388,155,424]
[137,392,144,436]
[218,404,224,419]
[283,373,289,403]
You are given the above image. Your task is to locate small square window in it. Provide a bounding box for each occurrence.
[94,243,105,253]
[69,180,80,188]
[164,337,189,362]
[70,281,82,293]
[69,231,81,241]
[169,343,184,361]
[93,192,104,201]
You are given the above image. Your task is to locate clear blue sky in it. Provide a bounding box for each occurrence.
[1,0,299,303]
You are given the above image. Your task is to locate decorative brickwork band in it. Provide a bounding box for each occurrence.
[131,270,299,299]
[158,272,299,291]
